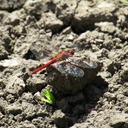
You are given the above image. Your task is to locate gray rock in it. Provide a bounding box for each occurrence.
[22,101,38,119]
[0,58,23,67]
[0,0,26,10]
[23,0,44,15]
[0,11,9,23]
[74,30,106,49]
[14,28,39,57]
[52,110,72,128]
[14,121,36,128]
[0,98,8,114]
[0,45,8,60]
[5,103,22,115]
[4,9,25,26]
[26,74,46,93]
[72,0,116,33]
[0,112,4,119]
[46,56,100,94]
[0,90,5,97]
[21,92,33,102]
[121,64,128,82]
[32,117,54,128]
[54,0,77,25]
[0,79,6,89]
[104,92,116,101]
[6,94,15,103]
[110,113,128,127]
[40,12,63,33]
[6,73,25,96]
[95,22,117,34]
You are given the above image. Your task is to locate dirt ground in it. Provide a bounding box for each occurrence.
[0,0,128,128]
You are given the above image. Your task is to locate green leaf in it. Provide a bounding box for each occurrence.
[120,0,128,5]
[41,89,55,105]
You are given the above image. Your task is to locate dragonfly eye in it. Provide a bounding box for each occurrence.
[65,49,75,56]
[62,49,75,59]
[69,49,75,56]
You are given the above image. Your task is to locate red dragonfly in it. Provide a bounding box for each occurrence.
[31,49,75,74]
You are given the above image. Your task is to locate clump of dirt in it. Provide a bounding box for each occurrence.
[46,55,101,95]
[0,0,128,128]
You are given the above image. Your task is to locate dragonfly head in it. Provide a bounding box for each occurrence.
[64,49,75,57]
[56,49,75,61]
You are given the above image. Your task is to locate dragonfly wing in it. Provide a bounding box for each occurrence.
[67,57,98,69]
[53,62,84,77]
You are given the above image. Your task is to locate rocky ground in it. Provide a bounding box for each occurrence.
[0,0,128,128]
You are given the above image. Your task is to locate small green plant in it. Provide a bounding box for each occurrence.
[41,89,55,105]
[120,0,128,5]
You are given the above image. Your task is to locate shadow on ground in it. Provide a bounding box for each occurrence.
[53,76,108,128]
